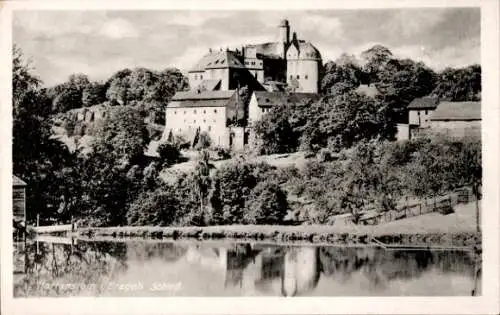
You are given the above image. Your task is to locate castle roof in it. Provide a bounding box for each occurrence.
[172,90,235,101]
[298,42,321,60]
[407,96,439,109]
[189,50,246,72]
[253,91,319,108]
[197,79,221,91]
[430,101,481,121]
[168,90,237,108]
[245,42,282,59]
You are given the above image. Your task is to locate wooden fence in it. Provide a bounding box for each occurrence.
[349,187,477,226]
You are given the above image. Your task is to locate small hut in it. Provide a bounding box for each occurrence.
[13,175,27,223]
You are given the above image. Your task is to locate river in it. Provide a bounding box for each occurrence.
[13,239,480,297]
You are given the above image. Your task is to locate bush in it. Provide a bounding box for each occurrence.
[126,188,179,226]
[158,142,181,166]
[244,181,289,225]
[195,131,212,150]
[210,146,231,160]
[317,148,333,162]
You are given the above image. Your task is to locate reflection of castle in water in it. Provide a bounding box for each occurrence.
[15,241,480,297]
[182,244,478,296]
[183,243,321,296]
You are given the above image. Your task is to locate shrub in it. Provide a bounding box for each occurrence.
[126,188,179,226]
[195,131,212,150]
[158,142,181,166]
[210,146,231,160]
[244,181,289,225]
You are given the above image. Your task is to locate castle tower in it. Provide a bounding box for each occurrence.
[278,19,290,59]
[286,40,321,93]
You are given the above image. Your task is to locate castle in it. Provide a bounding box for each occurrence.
[162,19,322,150]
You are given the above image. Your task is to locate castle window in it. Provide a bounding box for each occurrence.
[203,119,206,123]
[297,75,300,79]
[194,120,196,123]
[184,110,186,114]
[290,75,293,79]
[305,75,308,79]
[201,75,203,79]
[425,110,428,115]
[251,61,255,65]
[195,74,198,80]
[203,110,206,114]
[214,109,217,113]
[194,110,197,114]
[174,111,177,114]
[208,126,212,131]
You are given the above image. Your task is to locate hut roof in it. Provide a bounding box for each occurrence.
[13,175,27,187]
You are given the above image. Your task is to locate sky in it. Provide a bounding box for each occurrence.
[12,8,480,87]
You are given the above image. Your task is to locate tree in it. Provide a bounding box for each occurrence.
[375,58,437,124]
[432,65,481,101]
[244,180,288,224]
[92,105,149,165]
[360,45,393,84]
[13,46,75,222]
[192,150,213,225]
[195,131,212,150]
[126,187,180,226]
[252,103,300,154]
[299,91,384,152]
[82,81,107,107]
[49,83,83,113]
[320,56,363,94]
[210,161,258,224]
[106,69,132,105]
[158,142,181,167]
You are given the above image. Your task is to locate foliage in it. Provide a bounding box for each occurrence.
[157,142,182,167]
[375,58,437,124]
[92,105,149,165]
[209,161,277,224]
[432,65,481,101]
[126,187,179,226]
[360,44,393,84]
[321,55,364,94]
[299,91,386,152]
[244,180,288,224]
[82,81,107,107]
[195,131,212,150]
[12,46,75,222]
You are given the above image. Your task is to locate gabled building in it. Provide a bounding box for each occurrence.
[407,96,439,128]
[248,91,319,125]
[163,90,246,149]
[429,101,481,138]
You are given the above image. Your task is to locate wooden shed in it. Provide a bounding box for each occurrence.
[13,175,27,223]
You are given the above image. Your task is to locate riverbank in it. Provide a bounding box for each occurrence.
[76,201,481,247]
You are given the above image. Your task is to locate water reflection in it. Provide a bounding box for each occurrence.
[14,240,479,297]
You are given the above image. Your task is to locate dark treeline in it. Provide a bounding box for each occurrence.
[43,59,188,125]
[13,44,481,228]
[254,45,481,155]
